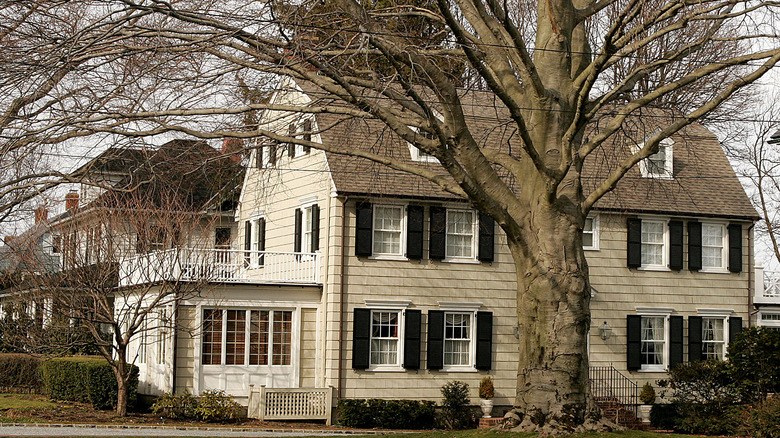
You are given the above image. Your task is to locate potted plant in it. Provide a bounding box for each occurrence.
[478,376,495,418]
[638,382,656,423]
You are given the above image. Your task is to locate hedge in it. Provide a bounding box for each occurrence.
[337,399,436,429]
[39,357,138,410]
[0,353,42,392]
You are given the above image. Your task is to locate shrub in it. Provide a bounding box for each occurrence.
[650,403,681,430]
[193,390,242,422]
[0,353,42,392]
[727,327,780,402]
[440,380,470,430]
[478,376,494,399]
[639,382,655,405]
[39,357,138,410]
[336,398,435,429]
[738,396,780,438]
[151,392,198,419]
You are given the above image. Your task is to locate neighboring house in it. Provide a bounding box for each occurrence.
[117,80,764,424]
[0,207,60,276]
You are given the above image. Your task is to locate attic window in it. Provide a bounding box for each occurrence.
[639,138,674,179]
[285,118,314,159]
[408,128,440,163]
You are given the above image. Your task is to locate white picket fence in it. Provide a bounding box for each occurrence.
[248,386,333,425]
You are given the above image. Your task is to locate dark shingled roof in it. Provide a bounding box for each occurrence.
[295,82,757,220]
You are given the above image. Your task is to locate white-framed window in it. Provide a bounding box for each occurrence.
[201,308,293,366]
[701,317,727,360]
[373,205,405,257]
[444,312,474,368]
[408,125,440,163]
[156,309,168,365]
[641,220,667,269]
[287,118,314,159]
[370,310,401,368]
[583,216,599,250]
[758,312,780,332]
[446,209,477,260]
[639,138,674,179]
[702,223,727,271]
[640,315,667,371]
[137,319,149,364]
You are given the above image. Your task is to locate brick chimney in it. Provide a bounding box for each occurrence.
[222,137,243,164]
[34,206,48,224]
[65,190,79,211]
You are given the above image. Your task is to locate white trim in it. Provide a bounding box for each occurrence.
[637,218,669,270]
[441,311,478,372]
[700,222,729,273]
[299,195,318,205]
[408,144,440,163]
[367,309,405,371]
[638,137,674,179]
[443,208,478,262]
[369,203,407,260]
[583,215,600,251]
[635,311,671,372]
[635,307,676,314]
[364,299,412,309]
[437,302,483,311]
[696,308,735,317]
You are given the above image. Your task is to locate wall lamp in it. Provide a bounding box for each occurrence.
[599,321,613,340]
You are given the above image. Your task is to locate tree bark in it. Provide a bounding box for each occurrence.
[114,347,129,417]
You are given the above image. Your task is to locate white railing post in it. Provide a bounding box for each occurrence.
[755,264,765,300]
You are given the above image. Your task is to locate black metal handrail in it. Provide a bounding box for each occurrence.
[589,365,639,423]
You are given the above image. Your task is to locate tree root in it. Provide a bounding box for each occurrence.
[500,408,619,436]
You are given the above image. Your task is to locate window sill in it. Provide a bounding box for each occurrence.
[368,254,408,262]
[699,267,729,274]
[440,366,478,373]
[637,265,671,272]
[441,258,481,264]
[583,247,599,251]
[638,367,666,373]
[366,366,406,372]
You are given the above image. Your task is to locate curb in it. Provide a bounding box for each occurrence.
[0,423,395,434]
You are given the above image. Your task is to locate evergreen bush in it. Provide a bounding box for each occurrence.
[440,380,470,429]
[336,398,436,429]
[39,357,138,410]
[0,353,42,391]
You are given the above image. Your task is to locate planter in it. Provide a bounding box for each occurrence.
[638,404,652,424]
[480,399,494,418]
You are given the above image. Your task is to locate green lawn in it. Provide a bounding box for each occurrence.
[0,393,60,410]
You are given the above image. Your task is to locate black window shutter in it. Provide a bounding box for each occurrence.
[244,221,252,266]
[728,224,742,273]
[403,310,421,369]
[302,119,312,154]
[294,208,302,253]
[257,218,266,266]
[669,220,684,270]
[688,316,702,362]
[256,147,263,168]
[311,204,320,252]
[268,143,277,166]
[352,309,371,369]
[355,202,373,257]
[426,310,444,370]
[670,315,684,368]
[478,212,495,262]
[729,316,743,344]
[688,221,702,271]
[429,206,446,260]
[627,315,642,371]
[287,123,296,158]
[406,205,424,260]
[627,218,642,268]
[475,311,493,370]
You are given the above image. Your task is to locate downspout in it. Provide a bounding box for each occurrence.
[337,196,348,400]
[170,291,179,393]
[748,222,755,327]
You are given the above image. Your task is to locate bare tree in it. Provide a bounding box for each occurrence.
[0,142,242,416]
[1,0,779,432]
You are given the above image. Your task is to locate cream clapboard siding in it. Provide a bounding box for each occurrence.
[175,305,196,394]
[300,308,318,387]
[587,213,752,389]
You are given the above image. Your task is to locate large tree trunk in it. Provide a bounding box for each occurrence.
[113,346,129,417]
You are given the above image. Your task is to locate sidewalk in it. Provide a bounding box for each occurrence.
[0,423,390,437]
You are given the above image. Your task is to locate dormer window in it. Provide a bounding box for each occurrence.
[640,138,674,179]
[408,125,440,163]
[286,118,313,159]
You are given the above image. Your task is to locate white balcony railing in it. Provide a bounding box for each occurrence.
[118,248,320,287]
[754,266,780,304]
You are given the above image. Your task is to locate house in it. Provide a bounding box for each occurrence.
[116,80,768,425]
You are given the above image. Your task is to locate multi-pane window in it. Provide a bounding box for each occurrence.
[759,313,780,332]
[202,309,223,365]
[702,224,726,269]
[302,206,314,253]
[201,309,292,366]
[137,319,148,364]
[373,206,403,256]
[583,216,598,250]
[640,316,666,369]
[444,313,471,366]
[370,311,400,366]
[156,309,168,365]
[446,210,475,259]
[642,139,673,178]
[641,221,665,267]
[702,317,726,360]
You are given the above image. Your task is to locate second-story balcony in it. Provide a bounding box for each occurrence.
[118,248,321,287]
[754,266,780,305]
